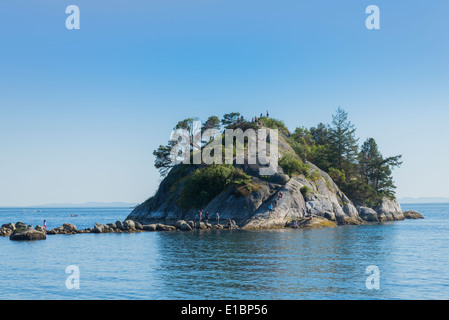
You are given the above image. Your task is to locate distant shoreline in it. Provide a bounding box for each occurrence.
[0,203,138,209]
[399,202,449,205]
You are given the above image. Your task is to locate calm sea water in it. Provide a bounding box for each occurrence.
[0,204,448,300]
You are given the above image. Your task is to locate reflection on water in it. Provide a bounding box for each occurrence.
[152,226,393,299]
[0,204,448,299]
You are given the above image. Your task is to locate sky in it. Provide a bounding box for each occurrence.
[0,0,448,206]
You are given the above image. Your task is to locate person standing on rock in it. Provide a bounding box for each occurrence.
[205,211,210,223]
[227,218,232,229]
[269,203,273,213]
[216,213,220,225]
[198,210,203,223]
[43,220,47,230]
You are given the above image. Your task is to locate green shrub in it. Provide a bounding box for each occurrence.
[260,117,290,136]
[279,154,310,177]
[324,176,333,190]
[177,164,252,209]
[307,170,321,182]
[342,180,380,208]
[328,167,346,186]
[300,186,310,197]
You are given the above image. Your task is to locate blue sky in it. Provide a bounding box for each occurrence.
[0,0,448,206]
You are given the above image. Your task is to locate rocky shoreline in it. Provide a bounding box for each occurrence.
[0,219,240,241]
[0,210,423,241]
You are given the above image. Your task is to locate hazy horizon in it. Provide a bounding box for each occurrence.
[3,198,449,208]
[0,201,138,208]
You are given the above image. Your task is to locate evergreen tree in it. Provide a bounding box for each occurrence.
[310,122,330,146]
[328,107,359,177]
[221,112,241,128]
[359,137,402,197]
[201,116,221,132]
[153,141,177,176]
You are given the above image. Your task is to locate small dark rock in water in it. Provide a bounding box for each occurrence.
[63,224,78,233]
[403,210,424,219]
[47,223,78,235]
[10,229,46,241]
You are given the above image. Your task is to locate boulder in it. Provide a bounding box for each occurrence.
[116,220,124,230]
[403,210,424,219]
[123,220,135,230]
[2,223,15,230]
[156,224,176,231]
[298,216,337,228]
[34,225,47,233]
[93,223,105,233]
[0,227,14,237]
[196,222,206,230]
[143,224,157,231]
[47,226,63,235]
[156,223,168,231]
[135,222,144,230]
[180,222,192,231]
[47,224,78,235]
[107,223,117,229]
[63,223,78,233]
[175,220,187,230]
[358,206,379,222]
[374,198,405,221]
[10,229,46,241]
[15,222,26,230]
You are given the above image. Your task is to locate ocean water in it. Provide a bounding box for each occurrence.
[0,204,448,300]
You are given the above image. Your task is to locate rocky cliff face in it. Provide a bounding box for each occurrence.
[127,129,406,229]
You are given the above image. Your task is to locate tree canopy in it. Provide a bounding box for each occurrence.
[153,108,403,208]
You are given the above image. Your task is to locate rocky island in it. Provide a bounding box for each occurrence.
[126,109,423,229]
[0,109,424,241]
